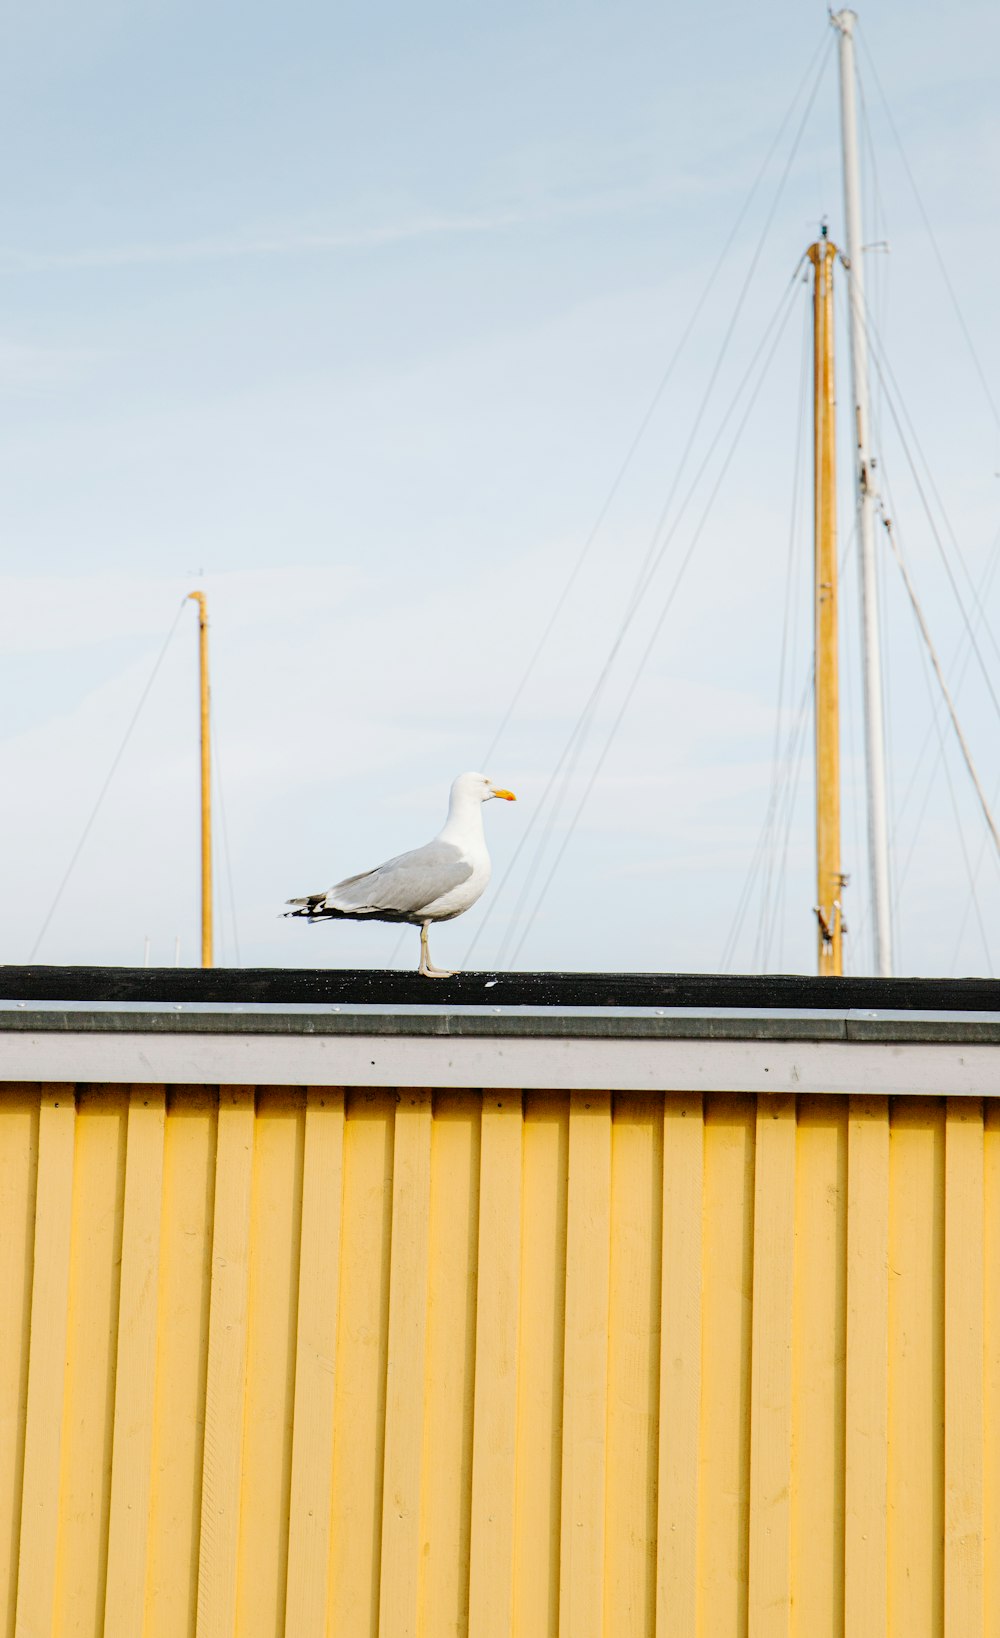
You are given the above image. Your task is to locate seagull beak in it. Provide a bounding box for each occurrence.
[491,788,516,801]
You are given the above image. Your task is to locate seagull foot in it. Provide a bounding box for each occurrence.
[418,921,457,978]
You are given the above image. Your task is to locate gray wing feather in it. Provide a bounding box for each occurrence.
[324,840,472,917]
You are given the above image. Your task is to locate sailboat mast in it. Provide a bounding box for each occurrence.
[809,235,844,976]
[187,590,213,968]
[832,8,893,975]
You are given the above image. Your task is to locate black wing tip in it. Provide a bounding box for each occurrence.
[285,893,339,922]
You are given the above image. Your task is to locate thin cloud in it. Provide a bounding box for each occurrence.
[0,338,98,386]
[0,182,700,276]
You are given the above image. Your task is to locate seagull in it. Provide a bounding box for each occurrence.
[286,771,517,977]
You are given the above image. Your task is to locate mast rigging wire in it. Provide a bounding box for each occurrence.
[880,509,1000,863]
[860,309,1000,693]
[29,599,188,961]
[951,764,1000,970]
[463,37,833,969]
[767,675,813,972]
[719,667,812,972]
[884,508,1000,877]
[840,521,867,972]
[502,286,803,969]
[754,289,812,971]
[851,498,1000,965]
[465,267,806,967]
[489,275,803,965]
[856,21,1000,443]
[834,287,1000,962]
[724,519,859,975]
[479,27,834,774]
[908,587,994,971]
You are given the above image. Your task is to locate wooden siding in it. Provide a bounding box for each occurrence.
[0,1083,997,1636]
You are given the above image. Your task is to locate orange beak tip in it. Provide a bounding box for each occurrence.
[494,789,516,801]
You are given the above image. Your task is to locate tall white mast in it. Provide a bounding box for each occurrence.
[832,8,893,975]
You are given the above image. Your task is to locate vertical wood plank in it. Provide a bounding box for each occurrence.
[513,1094,568,1638]
[145,1089,216,1638]
[378,1090,433,1638]
[421,1094,481,1638]
[559,1092,612,1638]
[53,1088,128,1636]
[748,1093,796,1638]
[196,1087,255,1638]
[844,1095,889,1638]
[328,1092,395,1638]
[468,1091,523,1638]
[604,1096,662,1638]
[983,1104,1000,1638]
[235,1090,305,1638]
[944,1099,984,1634]
[13,1086,76,1638]
[0,1088,38,1638]
[887,1099,945,1638]
[104,1087,166,1635]
[791,1099,847,1638]
[284,1089,345,1638]
[698,1096,755,1636]
[656,1094,703,1638]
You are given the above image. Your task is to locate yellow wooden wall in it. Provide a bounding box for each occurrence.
[0,1083,997,1636]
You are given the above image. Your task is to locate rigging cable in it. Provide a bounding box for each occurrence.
[464,37,833,968]
[847,308,1000,891]
[840,520,866,973]
[769,672,813,972]
[856,21,1000,442]
[29,598,188,960]
[754,285,811,971]
[727,527,857,975]
[725,512,863,973]
[861,310,1000,691]
[466,263,807,968]
[848,44,1000,958]
[877,446,899,958]
[503,283,803,969]
[851,509,1000,961]
[879,508,1000,862]
[835,309,1000,960]
[598,42,832,652]
[948,530,1000,964]
[886,511,1000,883]
[951,772,1000,969]
[480,27,835,773]
[720,665,811,972]
[489,275,804,967]
[906,568,994,970]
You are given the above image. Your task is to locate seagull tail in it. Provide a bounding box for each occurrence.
[284,893,344,921]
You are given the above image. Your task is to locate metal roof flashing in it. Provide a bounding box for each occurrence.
[0,968,998,1097]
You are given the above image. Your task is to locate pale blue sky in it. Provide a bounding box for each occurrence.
[3,0,999,974]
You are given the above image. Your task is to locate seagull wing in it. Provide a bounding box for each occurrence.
[323,839,473,919]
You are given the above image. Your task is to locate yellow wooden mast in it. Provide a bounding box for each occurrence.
[187,590,213,968]
[807,234,844,976]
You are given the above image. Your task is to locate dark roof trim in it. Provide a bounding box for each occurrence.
[1,966,998,1011]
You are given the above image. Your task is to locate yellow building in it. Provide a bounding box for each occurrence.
[1,969,998,1636]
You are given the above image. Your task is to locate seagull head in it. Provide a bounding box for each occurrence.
[452,771,517,804]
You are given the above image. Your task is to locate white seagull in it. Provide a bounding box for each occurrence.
[286,771,517,977]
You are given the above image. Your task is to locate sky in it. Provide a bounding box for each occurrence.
[2,0,999,976]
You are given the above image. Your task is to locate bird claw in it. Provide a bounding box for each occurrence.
[418,964,458,979]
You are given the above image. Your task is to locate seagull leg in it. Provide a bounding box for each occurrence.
[418,921,456,979]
